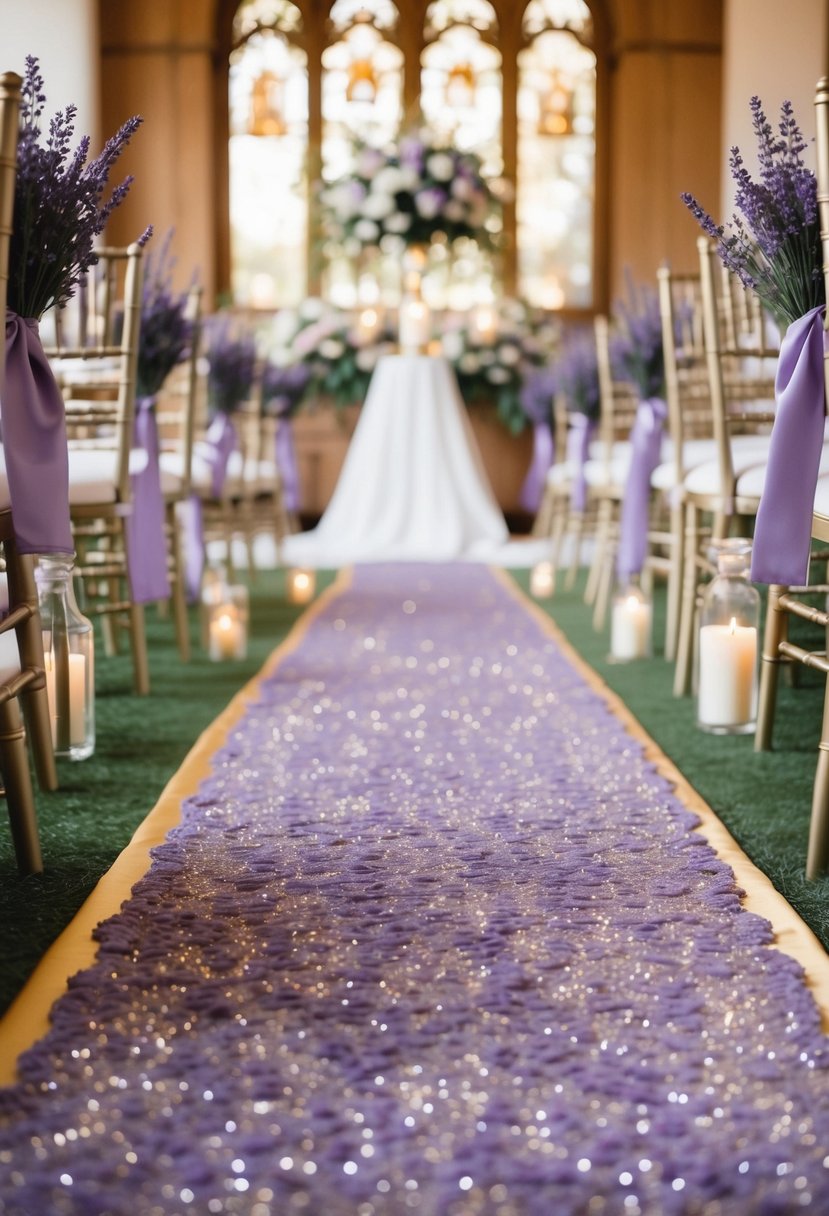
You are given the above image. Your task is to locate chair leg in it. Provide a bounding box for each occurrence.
[129,602,150,696]
[564,510,584,590]
[755,583,788,752]
[663,502,684,663]
[6,548,58,792]
[0,697,43,874]
[584,498,610,604]
[807,681,829,880]
[168,503,191,663]
[673,502,699,697]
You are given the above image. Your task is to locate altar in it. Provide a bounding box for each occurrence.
[282,354,513,566]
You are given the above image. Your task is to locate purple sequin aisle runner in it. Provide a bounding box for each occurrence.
[2,563,829,1215]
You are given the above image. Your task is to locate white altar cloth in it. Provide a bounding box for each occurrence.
[282,355,514,566]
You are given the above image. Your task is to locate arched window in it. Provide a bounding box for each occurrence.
[224,0,604,315]
[229,0,308,308]
[517,0,597,309]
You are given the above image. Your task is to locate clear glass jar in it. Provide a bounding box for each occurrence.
[610,580,652,661]
[36,555,95,760]
[697,538,760,735]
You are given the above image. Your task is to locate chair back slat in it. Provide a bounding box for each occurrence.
[0,71,21,397]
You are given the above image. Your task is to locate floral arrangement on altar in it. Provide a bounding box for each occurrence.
[8,55,144,320]
[205,315,258,417]
[610,279,665,400]
[320,131,501,255]
[438,300,559,434]
[136,232,195,399]
[272,298,397,408]
[682,96,823,327]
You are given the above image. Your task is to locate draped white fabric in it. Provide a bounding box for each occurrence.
[282,355,512,566]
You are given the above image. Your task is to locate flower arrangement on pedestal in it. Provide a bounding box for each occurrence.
[438,300,559,434]
[320,131,501,255]
[274,298,397,408]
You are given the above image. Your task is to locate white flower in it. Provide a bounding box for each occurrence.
[373,166,406,195]
[440,331,464,360]
[451,177,473,201]
[355,347,379,372]
[353,219,380,244]
[299,297,325,321]
[319,338,345,360]
[384,211,412,234]
[458,353,480,374]
[486,366,510,384]
[426,152,454,181]
[356,147,385,178]
[443,200,465,224]
[477,348,495,366]
[363,191,395,220]
[498,344,521,366]
[398,166,421,192]
[415,190,442,220]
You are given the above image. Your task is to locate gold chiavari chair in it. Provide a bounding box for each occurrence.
[754,75,829,879]
[582,314,638,630]
[672,236,780,696]
[42,242,150,695]
[0,70,58,873]
[649,267,716,660]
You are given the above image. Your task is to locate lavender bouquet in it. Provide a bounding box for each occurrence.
[610,280,665,399]
[8,55,143,320]
[136,232,195,398]
[552,331,601,421]
[321,130,501,254]
[206,316,257,416]
[682,97,823,328]
[261,361,311,418]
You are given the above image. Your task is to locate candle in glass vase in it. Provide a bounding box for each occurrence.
[530,561,555,598]
[610,590,652,660]
[698,616,757,730]
[209,605,246,661]
[287,568,315,605]
[399,299,431,353]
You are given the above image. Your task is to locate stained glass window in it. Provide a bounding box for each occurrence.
[229,0,308,308]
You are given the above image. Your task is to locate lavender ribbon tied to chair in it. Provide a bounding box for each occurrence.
[750,305,826,585]
[567,412,595,512]
[519,421,554,514]
[616,396,667,583]
[274,406,301,514]
[3,313,73,555]
[182,412,239,602]
[126,396,171,603]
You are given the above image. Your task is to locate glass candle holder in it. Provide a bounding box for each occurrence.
[200,560,229,650]
[287,567,316,605]
[36,554,95,761]
[697,538,759,735]
[610,582,652,662]
[208,593,248,661]
[530,560,555,599]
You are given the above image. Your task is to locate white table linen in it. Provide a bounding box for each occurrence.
[282,355,510,565]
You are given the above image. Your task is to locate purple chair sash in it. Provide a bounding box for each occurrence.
[519,421,555,513]
[567,413,595,512]
[275,417,300,514]
[126,396,171,604]
[750,306,826,585]
[206,413,237,499]
[616,396,667,583]
[3,312,73,555]
[181,413,239,603]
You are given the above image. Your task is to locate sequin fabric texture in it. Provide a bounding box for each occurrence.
[2,564,829,1216]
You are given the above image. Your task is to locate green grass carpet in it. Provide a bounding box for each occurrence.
[1,563,828,1019]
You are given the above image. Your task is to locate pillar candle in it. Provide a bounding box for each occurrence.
[209,607,246,661]
[399,300,431,353]
[611,594,652,660]
[698,617,757,728]
[287,568,315,605]
[530,561,555,598]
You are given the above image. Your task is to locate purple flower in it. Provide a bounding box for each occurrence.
[521,366,558,428]
[136,231,196,398]
[682,97,823,327]
[261,361,311,417]
[551,332,600,420]
[8,55,144,320]
[611,279,665,399]
[206,315,257,416]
